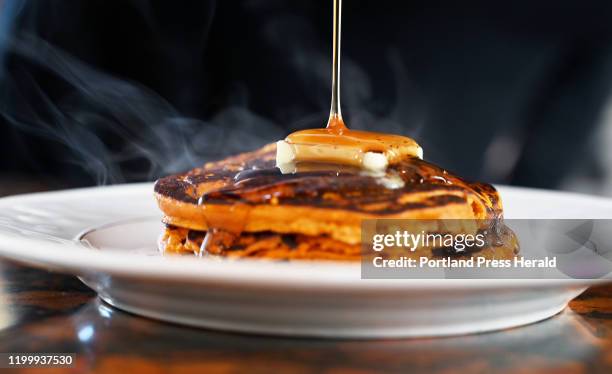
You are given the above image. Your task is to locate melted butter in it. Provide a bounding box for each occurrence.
[296,116,419,157]
[278,115,423,173]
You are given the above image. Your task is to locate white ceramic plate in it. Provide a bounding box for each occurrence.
[0,183,609,338]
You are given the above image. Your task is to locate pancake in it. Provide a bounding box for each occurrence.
[154,143,517,260]
[159,225,518,261]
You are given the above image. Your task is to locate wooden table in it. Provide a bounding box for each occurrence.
[0,260,610,373]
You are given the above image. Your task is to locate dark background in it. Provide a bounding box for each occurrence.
[1,0,612,195]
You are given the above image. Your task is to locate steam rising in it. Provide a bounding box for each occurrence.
[0,0,428,188]
[0,34,426,186]
[0,34,285,185]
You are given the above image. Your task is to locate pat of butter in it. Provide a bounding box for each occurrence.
[363,152,388,171]
[276,136,423,173]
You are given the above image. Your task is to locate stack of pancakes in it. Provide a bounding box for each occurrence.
[154,143,518,261]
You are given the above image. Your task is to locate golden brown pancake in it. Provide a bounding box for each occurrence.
[154,143,517,260]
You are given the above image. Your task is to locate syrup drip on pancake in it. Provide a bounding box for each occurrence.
[152,1,514,261]
[276,0,422,173]
[194,0,438,256]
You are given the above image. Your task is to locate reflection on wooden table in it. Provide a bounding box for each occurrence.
[0,260,610,373]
